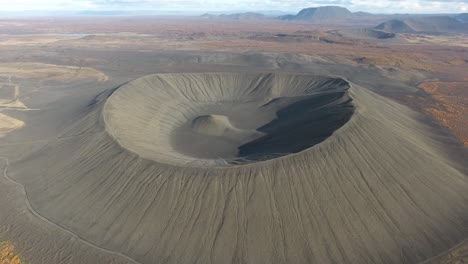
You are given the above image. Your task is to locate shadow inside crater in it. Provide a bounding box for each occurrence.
[234,91,354,164]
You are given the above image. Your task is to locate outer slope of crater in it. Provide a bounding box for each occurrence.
[9,72,468,264]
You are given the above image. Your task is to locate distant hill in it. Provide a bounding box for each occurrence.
[375,19,415,33]
[455,13,468,23]
[201,13,216,18]
[203,12,267,20]
[279,6,354,21]
[354,11,373,17]
[375,16,468,33]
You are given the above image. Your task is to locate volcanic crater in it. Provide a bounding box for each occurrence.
[104,72,354,166]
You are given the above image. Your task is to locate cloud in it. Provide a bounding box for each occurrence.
[0,0,466,13]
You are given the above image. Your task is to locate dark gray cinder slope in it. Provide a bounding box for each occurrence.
[11,72,468,264]
[375,16,468,33]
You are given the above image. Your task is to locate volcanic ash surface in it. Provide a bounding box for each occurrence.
[12,72,468,264]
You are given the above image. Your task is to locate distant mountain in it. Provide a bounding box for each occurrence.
[279,6,354,21]
[375,16,468,33]
[222,12,266,20]
[203,12,267,20]
[455,13,468,23]
[77,10,205,16]
[201,13,216,18]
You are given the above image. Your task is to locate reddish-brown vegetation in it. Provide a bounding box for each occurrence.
[0,242,22,264]
[419,81,468,145]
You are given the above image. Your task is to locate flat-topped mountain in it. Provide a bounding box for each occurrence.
[280,6,354,21]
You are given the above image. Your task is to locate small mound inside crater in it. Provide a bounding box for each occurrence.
[174,114,264,160]
[191,115,237,137]
[104,73,354,166]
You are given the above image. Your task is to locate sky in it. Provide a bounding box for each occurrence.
[0,0,467,14]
